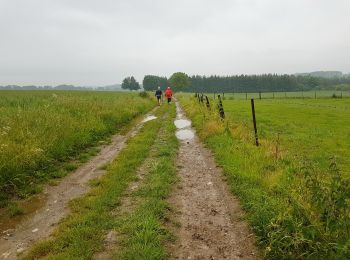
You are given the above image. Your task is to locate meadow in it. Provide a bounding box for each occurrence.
[0,91,154,206]
[179,94,350,258]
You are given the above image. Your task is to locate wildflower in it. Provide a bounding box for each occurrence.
[31,147,44,154]
[1,126,11,135]
[0,143,9,151]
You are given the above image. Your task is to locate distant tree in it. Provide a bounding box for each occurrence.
[169,72,191,91]
[121,76,140,90]
[142,75,168,91]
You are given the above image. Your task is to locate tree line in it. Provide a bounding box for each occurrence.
[3,73,349,92]
[138,73,350,93]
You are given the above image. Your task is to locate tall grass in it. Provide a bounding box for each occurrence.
[0,91,154,206]
[178,94,350,259]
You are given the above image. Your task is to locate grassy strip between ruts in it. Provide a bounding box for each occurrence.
[22,104,176,259]
[178,94,350,259]
[112,103,178,259]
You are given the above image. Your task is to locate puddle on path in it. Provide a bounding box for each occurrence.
[142,115,157,123]
[176,130,194,140]
[0,194,47,233]
[174,119,191,129]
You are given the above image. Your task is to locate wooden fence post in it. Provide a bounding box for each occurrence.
[218,95,225,119]
[205,95,211,110]
[251,98,259,146]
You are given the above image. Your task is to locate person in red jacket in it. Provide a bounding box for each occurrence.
[164,87,173,104]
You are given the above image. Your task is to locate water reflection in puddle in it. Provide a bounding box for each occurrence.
[174,119,191,129]
[176,129,194,140]
[142,115,157,123]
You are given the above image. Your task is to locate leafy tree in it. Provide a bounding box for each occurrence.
[142,75,168,91]
[169,72,191,91]
[121,76,140,90]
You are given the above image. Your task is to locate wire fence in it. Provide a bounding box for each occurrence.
[208,90,350,100]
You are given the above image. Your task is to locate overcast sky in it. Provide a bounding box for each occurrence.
[0,0,349,86]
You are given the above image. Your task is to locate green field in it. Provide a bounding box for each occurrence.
[0,91,154,206]
[179,94,350,258]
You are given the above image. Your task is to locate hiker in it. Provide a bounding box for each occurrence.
[164,87,173,104]
[155,86,163,106]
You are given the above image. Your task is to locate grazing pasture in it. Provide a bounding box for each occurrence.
[179,94,350,258]
[0,91,153,206]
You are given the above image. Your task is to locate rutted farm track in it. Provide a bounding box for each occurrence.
[1,101,257,259]
[0,107,158,259]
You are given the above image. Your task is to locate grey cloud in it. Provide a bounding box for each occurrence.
[0,0,349,85]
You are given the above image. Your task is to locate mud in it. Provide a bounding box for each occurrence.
[0,195,46,234]
[0,110,156,260]
[168,102,257,259]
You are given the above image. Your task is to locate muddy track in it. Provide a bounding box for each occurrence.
[0,109,157,260]
[168,101,257,259]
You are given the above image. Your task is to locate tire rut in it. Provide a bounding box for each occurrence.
[168,101,258,259]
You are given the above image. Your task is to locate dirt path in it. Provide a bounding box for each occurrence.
[0,110,156,260]
[168,101,257,259]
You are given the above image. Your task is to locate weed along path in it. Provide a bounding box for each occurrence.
[0,109,158,259]
[169,101,257,259]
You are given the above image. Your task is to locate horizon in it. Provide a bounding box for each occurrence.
[1,70,349,87]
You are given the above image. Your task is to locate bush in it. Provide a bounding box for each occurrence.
[139,91,149,98]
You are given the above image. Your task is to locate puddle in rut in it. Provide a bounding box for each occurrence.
[142,115,157,123]
[176,129,194,140]
[0,194,47,233]
[174,119,191,129]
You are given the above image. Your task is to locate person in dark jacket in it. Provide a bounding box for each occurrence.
[155,86,163,106]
